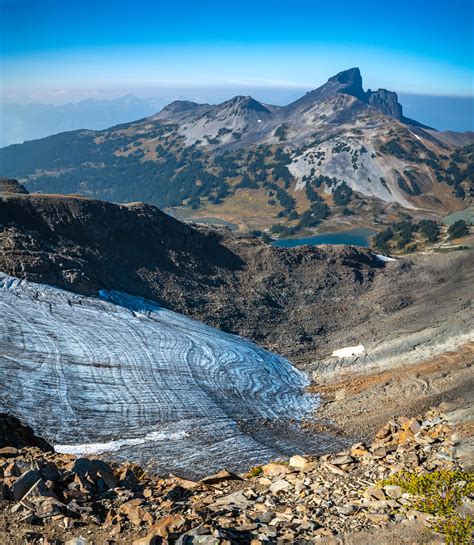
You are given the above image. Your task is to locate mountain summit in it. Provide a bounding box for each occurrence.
[154,67,416,148]
[328,67,366,100]
[294,67,406,122]
[1,67,470,232]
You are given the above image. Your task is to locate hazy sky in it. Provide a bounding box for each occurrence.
[1,0,473,104]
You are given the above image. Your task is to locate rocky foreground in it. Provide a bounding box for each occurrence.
[1,404,472,545]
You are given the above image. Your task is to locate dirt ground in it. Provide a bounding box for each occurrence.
[317,519,445,545]
[308,343,474,443]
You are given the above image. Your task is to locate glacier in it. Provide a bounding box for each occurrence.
[0,273,346,477]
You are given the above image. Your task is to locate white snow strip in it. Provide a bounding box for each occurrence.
[55,430,189,455]
[374,253,397,262]
[332,345,365,358]
[409,130,422,142]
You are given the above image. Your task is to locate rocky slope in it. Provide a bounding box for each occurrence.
[0,189,381,357]
[0,404,471,544]
[0,190,472,543]
[1,189,472,368]
[0,178,28,194]
[1,69,472,232]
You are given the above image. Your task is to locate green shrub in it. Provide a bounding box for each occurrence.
[448,220,469,240]
[333,181,353,205]
[381,470,473,544]
[247,465,263,477]
[418,219,440,243]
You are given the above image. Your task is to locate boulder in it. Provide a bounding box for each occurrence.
[4,461,21,477]
[213,490,253,508]
[200,469,242,485]
[65,538,89,545]
[371,447,387,458]
[119,498,153,526]
[40,461,60,482]
[269,479,290,494]
[35,497,66,518]
[289,455,315,471]
[364,513,390,524]
[118,467,138,490]
[324,462,346,476]
[330,455,353,465]
[364,487,386,501]
[398,429,415,444]
[153,514,186,538]
[132,536,166,545]
[11,470,45,501]
[384,485,403,499]
[0,447,18,458]
[262,463,289,477]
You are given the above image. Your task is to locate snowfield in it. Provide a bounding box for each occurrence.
[0,274,344,476]
[332,345,365,358]
[374,254,397,263]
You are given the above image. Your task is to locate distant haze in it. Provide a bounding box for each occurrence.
[1,86,472,148]
[0,95,164,148]
[397,93,474,132]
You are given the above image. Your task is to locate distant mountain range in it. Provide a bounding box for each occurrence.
[1,68,472,232]
[0,95,164,147]
[3,89,473,150]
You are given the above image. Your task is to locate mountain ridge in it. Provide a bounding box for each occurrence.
[1,188,472,365]
[0,68,472,232]
[154,67,419,136]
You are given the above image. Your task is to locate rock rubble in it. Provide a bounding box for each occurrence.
[0,406,470,544]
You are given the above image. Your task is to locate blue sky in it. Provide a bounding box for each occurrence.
[1,0,473,103]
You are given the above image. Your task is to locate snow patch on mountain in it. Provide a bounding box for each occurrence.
[332,345,365,358]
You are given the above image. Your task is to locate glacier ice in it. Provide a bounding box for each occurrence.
[0,273,346,477]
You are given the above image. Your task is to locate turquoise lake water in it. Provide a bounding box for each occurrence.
[442,206,474,226]
[273,228,377,248]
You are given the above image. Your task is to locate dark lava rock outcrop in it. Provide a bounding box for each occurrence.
[367,88,403,120]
